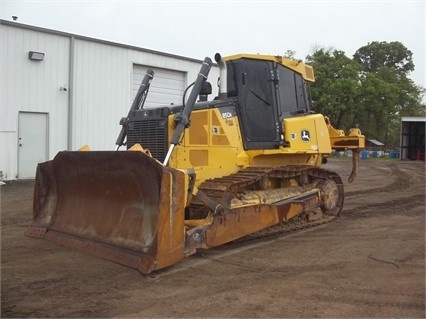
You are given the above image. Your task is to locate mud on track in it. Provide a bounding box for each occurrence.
[1,158,425,318]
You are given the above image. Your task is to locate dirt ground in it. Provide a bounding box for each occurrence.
[1,158,425,318]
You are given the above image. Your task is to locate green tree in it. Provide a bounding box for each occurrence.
[353,41,414,75]
[306,42,425,149]
[357,71,399,145]
[305,48,362,129]
[282,49,296,60]
[354,41,424,146]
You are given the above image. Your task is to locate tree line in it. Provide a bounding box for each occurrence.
[298,41,425,149]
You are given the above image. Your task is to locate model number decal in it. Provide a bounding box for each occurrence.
[221,112,233,119]
[219,106,237,119]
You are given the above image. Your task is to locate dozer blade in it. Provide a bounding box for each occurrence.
[25,151,186,274]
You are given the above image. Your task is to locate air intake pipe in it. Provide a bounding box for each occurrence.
[214,53,227,96]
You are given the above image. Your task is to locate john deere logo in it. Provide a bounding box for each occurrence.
[301,130,310,142]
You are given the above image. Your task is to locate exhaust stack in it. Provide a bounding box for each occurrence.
[214,53,227,96]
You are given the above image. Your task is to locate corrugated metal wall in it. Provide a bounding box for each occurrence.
[0,20,220,180]
[132,65,185,108]
[71,39,129,150]
[70,40,219,150]
[1,24,70,179]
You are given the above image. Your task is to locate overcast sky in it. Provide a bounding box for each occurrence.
[1,0,425,88]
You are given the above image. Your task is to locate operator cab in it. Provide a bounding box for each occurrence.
[217,54,313,150]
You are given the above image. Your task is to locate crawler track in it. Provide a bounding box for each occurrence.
[189,166,344,242]
[232,214,337,245]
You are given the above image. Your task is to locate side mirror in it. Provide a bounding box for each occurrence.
[198,81,212,101]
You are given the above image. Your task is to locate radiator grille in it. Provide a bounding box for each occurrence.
[126,119,168,162]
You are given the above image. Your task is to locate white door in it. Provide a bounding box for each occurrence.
[18,112,48,178]
[132,65,186,108]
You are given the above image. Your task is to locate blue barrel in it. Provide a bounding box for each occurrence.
[361,151,368,159]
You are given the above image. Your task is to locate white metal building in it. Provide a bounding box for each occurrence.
[0,20,219,180]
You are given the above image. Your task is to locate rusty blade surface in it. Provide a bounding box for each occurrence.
[26,150,186,273]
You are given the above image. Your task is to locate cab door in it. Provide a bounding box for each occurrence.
[234,59,281,150]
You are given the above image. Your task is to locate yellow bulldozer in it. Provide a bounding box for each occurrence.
[26,53,365,274]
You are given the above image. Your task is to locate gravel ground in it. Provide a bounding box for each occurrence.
[1,158,425,318]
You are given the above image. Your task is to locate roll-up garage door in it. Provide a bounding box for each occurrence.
[132,65,186,108]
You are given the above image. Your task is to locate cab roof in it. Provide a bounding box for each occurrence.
[224,53,315,83]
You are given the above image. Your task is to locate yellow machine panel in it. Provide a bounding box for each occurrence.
[283,114,332,154]
[169,107,246,189]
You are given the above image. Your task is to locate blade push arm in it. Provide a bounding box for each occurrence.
[163,57,212,165]
[115,69,154,149]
